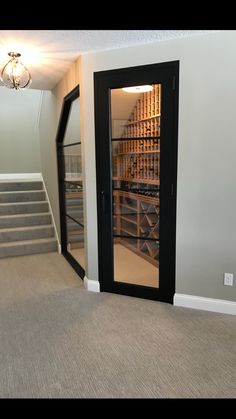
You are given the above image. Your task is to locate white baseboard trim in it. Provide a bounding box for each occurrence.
[0,173,42,181]
[84,276,100,293]
[174,293,236,316]
[41,176,60,251]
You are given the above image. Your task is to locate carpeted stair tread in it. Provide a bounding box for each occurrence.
[0,212,51,219]
[0,237,57,248]
[0,239,57,258]
[0,224,53,233]
[0,237,57,258]
[0,189,44,194]
[0,201,49,215]
[0,224,54,243]
[0,181,43,191]
[0,200,47,206]
[0,212,51,228]
[0,190,45,203]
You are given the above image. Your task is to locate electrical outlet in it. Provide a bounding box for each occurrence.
[224,273,234,286]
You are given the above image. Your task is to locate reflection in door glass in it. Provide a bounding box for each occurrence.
[62,96,85,270]
[64,97,80,146]
[111,84,161,288]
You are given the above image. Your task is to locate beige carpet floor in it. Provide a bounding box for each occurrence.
[0,252,235,398]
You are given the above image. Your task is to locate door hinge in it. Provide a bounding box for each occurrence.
[172,75,176,91]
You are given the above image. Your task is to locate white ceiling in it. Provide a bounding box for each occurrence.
[0,30,215,91]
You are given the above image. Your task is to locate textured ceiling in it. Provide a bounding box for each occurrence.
[0,30,215,90]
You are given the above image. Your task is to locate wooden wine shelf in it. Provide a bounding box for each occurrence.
[113,190,159,267]
[120,227,137,237]
[119,203,137,212]
[117,150,160,155]
[125,113,161,126]
[114,190,159,205]
[120,215,137,225]
[113,177,160,185]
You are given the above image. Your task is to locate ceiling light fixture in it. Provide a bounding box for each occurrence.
[122,85,153,93]
[1,52,31,90]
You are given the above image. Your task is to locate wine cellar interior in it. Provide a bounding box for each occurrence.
[111,84,161,288]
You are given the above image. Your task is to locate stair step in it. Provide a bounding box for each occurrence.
[70,243,84,250]
[67,208,83,215]
[66,216,83,223]
[68,229,84,236]
[0,213,52,228]
[66,223,84,234]
[0,225,54,243]
[68,234,84,243]
[0,201,48,215]
[0,181,43,192]
[0,190,45,203]
[0,238,58,258]
[66,199,83,205]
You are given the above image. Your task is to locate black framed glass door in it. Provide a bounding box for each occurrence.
[56,85,85,279]
[94,62,179,303]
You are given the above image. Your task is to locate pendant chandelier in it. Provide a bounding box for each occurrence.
[1,52,31,90]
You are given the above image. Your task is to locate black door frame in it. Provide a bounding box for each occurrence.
[56,84,85,279]
[94,61,179,303]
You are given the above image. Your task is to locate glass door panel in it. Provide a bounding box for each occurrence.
[65,215,85,268]
[111,84,161,288]
[63,143,82,181]
[63,143,85,270]
[64,96,80,146]
[58,88,86,274]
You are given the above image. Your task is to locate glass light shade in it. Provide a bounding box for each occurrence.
[122,85,153,93]
[1,52,31,90]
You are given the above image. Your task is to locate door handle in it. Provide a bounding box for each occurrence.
[101,191,106,212]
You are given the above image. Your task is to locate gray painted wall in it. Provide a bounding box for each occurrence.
[79,30,236,301]
[0,88,42,173]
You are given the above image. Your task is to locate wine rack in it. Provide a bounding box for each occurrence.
[113,191,160,267]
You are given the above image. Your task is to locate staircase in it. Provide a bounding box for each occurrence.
[0,180,58,258]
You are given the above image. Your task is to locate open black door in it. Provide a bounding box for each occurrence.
[94,61,179,303]
[56,85,85,279]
